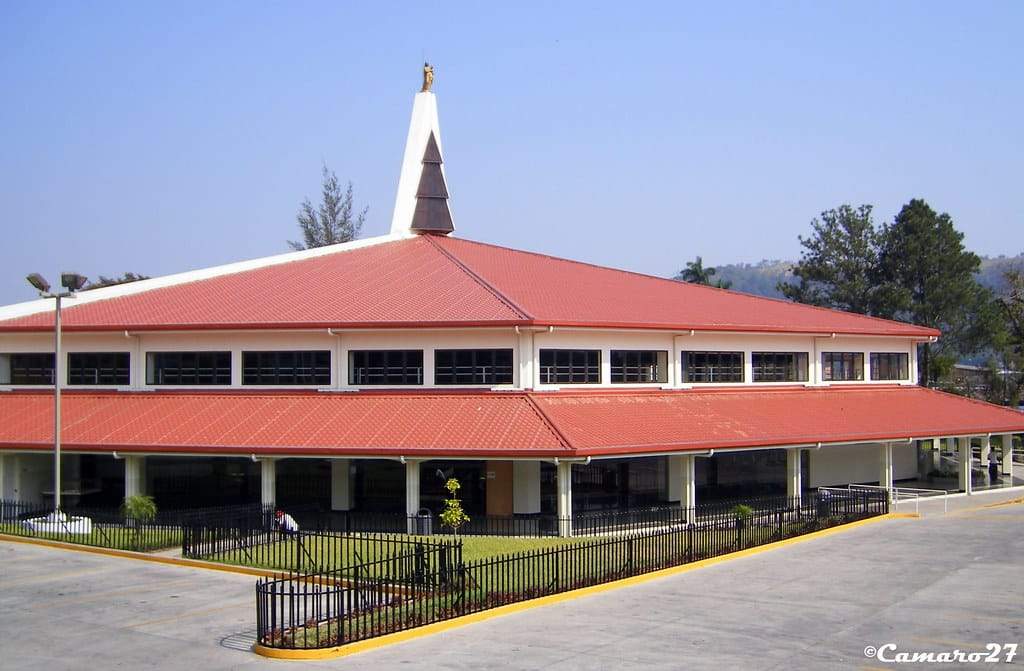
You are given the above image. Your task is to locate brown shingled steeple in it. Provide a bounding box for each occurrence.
[410,132,454,234]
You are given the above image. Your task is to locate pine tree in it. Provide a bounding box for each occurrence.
[288,165,367,251]
[877,199,996,385]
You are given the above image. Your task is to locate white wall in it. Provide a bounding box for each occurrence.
[0,328,919,391]
[808,443,916,488]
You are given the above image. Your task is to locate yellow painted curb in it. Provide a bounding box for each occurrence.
[254,512,910,660]
[0,533,282,579]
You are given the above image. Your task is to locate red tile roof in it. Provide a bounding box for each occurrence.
[0,235,938,337]
[0,387,1019,458]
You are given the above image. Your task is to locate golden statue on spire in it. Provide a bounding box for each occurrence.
[421,62,434,92]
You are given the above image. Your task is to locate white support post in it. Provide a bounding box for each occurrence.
[680,455,696,517]
[958,437,972,495]
[556,461,572,537]
[667,455,682,503]
[879,443,894,502]
[0,454,14,501]
[331,459,353,511]
[1003,434,1015,476]
[124,455,146,499]
[786,448,802,504]
[512,461,541,515]
[260,458,276,508]
[979,435,991,466]
[406,460,421,534]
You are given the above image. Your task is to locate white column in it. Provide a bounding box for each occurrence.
[979,435,991,466]
[667,455,683,502]
[513,461,541,514]
[406,459,421,534]
[1003,434,1015,476]
[260,458,276,508]
[958,437,972,494]
[556,461,572,537]
[0,454,15,501]
[879,443,894,501]
[330,459,352,511]
[679,454,696,516]
[124,455,146,499]
[517,330,535,389]
[786,448,802,503]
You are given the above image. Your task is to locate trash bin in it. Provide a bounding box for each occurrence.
[816,490,831,518]
[414,508,433,536]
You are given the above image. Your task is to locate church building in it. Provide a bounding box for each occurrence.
[0,71,1021,534]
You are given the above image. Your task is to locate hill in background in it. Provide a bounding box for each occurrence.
[680,254,1024,299]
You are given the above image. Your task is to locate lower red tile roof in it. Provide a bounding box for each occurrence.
[0,387,1020,458]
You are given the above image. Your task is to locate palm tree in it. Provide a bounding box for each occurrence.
[680,256,732,289]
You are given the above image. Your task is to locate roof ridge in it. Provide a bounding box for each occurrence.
[441,237,938,336]
[423,235,533,320]
[522,392,575,450]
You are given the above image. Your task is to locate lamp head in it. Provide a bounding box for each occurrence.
[61,272,88,292]
[26,273,51,294]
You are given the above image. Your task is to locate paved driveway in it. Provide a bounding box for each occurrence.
[1,493,1022,670]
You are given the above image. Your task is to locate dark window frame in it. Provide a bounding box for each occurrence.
[681,351,745,383]
[821,352,864,382]
[8,353,55,385]
[610,350,668,384]
[68,352,130,386]
[539,349,601,384]
[146,351,232,386]
[434,348,513,386]
[348,350,424,386]
[870,352,909,381]
[242,350,331,386]
[752,351,809,383]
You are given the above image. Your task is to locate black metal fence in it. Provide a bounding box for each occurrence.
[276,494,835,539]
[185,524,462,577]
[256,490,888,650]
[0,498,183,552]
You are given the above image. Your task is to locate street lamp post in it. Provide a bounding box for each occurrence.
[26,272,87,513]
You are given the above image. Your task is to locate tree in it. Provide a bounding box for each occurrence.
[877,199,998,386]
[778,205,896,315]
[288,165,367,251]
[438,478,469,536]
[85,273,149,290]
[679,256,731,289]
[121,494,158,551]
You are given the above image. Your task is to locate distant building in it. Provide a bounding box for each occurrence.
[0,80,1021,534]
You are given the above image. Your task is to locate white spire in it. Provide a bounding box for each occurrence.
[389,89,454,235]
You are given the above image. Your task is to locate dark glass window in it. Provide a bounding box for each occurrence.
[9,353,55,385]
[435,349,513,385]
[610,350,668,383]
[243,351,330,385]
[870,352,909,381]
[68,352,130,385]
[752,352,809,382]
[146,351,231,385]
[349,350,423,385]
[682,351,744,383]
[821,352,864,381]
[539,349,601,384]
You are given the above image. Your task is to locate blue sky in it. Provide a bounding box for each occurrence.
[1,1,1021,305]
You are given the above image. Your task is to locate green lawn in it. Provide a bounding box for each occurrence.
[0,522,181,552]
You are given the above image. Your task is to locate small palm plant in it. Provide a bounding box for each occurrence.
[121,495,157,551]
[439,478,470,536]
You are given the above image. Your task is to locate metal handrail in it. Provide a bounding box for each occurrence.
[845,483,948,514]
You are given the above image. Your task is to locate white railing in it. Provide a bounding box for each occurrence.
[845,484,949,514]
